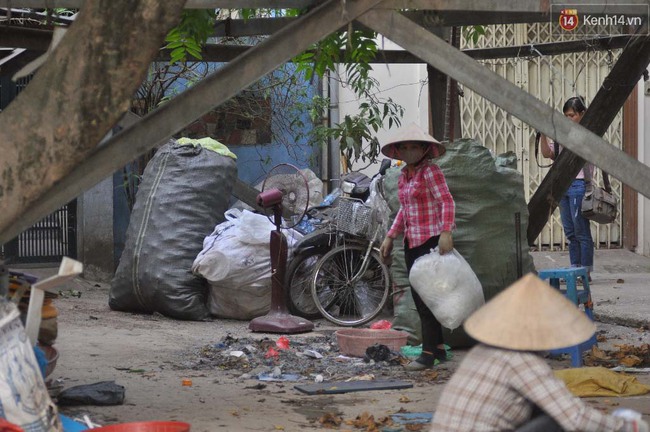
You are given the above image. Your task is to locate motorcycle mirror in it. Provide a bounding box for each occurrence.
[378,159,391,176]
[341,180,355,194]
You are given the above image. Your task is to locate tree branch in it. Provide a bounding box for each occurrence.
[0,0,187,239]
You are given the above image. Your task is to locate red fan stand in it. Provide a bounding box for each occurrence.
[249,188,314,333]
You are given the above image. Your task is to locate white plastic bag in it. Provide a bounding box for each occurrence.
[237,210,276,245]
[192,209,298,320]
[409,247,485,330]
[193,210,274,282]
[365,176,391,240]
[0,301,62,432]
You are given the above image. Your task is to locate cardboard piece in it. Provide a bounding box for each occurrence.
[25,257,82,345]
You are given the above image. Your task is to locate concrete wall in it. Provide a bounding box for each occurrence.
[638,79,650,257]
[77,114,141,282]
[78,175,115,282]
[335,37,429,178]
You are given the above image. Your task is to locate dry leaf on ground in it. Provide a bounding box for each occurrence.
[619,355,642,367]
[319,412,342,428]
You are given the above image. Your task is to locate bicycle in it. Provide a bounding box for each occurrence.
[309,197,391,326]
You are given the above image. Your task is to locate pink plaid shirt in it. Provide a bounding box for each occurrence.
[387,161,455,247]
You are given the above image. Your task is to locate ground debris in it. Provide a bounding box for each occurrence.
[404,424,427,431]
[584,343,650,367]
[173,334,452,383]
[344,411,394,431]
[319,412,342,428]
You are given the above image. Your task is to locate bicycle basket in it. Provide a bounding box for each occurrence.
[337,197,372,237]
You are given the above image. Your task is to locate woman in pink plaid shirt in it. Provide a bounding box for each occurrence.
[379,122,455,371]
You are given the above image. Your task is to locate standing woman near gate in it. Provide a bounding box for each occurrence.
[379,122,456,371]
[540,96,594,279]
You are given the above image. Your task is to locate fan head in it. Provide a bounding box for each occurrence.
[260,163,310,229]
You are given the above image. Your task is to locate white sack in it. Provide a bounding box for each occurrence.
[192,209,297,320]
[409,248,485,330]
[0,301,61,432]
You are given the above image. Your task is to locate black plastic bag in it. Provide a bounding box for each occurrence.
[110,140,237,320]
[364,344,391,362]
[57,381,125,406]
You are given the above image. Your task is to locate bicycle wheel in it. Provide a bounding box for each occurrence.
[311,243,390,326]
[285,248,328,319]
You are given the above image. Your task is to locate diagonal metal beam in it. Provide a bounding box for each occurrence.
[358,10,650,201]
[0,0,382,244]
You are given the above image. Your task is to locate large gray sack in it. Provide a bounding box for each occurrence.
[437,139,535,346]
[110,141,237,320]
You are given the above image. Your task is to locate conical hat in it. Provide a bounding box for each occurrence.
[380,122,446,160]
[464,273,596,351]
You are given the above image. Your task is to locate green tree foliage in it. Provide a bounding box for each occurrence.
[164,10,215,63]
[293,27,404,168]
[463,25,486,46]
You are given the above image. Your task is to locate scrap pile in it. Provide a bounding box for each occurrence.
[173,334,451,384]
[584,343,650,368]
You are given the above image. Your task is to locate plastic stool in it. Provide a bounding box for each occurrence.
[537,267,596,367]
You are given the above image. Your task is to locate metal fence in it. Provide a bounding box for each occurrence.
[459,22,624,249]
[2,201,77,264]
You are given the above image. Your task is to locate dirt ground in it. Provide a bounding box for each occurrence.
[37,272,650,431]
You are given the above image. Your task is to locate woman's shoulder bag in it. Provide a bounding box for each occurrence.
[581,168,618,224]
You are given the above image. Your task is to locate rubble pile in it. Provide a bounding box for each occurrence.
[173,334,451,384]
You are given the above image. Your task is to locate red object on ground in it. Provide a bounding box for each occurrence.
[370,320,392,330]
[265,347,280,358]
[91,421,190,432]
[276,336,290,350]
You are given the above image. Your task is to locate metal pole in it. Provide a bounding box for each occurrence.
[515,212,523,278]
[0,262,8,299]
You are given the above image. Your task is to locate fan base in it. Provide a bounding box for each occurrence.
[249,311,314,334]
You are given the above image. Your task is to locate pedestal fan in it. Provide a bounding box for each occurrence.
[248,164,314,333]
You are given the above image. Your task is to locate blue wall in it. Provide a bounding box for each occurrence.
[229,141,319,185]
[229,64,321,185]
[168,62,322,185]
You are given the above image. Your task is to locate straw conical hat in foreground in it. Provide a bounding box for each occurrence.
[380,122,446,159]
[464,273,596,351]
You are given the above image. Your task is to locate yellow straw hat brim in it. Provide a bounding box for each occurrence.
[464,273,596,351]
[380,122,446,160]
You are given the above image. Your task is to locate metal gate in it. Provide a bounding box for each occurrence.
[0,76,79,263]
[459,22,624,249]
[2,201,78,264]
